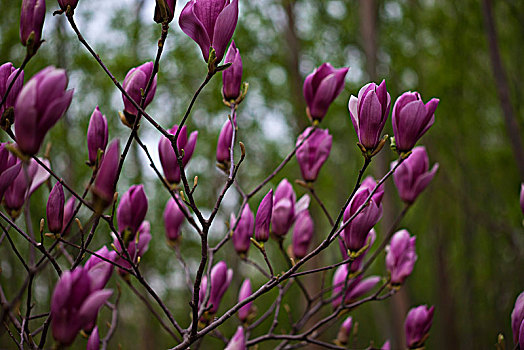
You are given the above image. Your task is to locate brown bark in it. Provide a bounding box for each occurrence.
[481,0,524,180]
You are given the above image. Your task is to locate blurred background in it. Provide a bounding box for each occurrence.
[1,0,523,349]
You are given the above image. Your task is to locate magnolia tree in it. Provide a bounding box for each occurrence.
[0,0,522,349]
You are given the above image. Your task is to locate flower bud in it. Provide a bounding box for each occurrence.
[336,316,353,345]
[332,263,380,308]
[84,246,117,291]
[225,326,246,350]
[231,204,254,255]
[392,92,439,152]
[386,229,417,285]
[392,146,438,204]
[343,187,382,253]
[238,279,253,322]
[348,80,390,151]
[158,124,198,185]
[255,189,273,242]
[163,196,187,245]
[87,326,100,350]
[46,182,65,234]
[382,340,391,350]
[0,142,22,202]
[0,63,25,122]
[121,62,157,120]
[292,209,313,259]
[216,119,236,169]
[20,0,46,51]
[116,185,148,238]
[303,63,349,122]
[61,196,75,236]
[113,221,152,271]
[271,179,296,236]
[404,305,434,349]
[222,41,243,101]
[179,0,239,64]
[57,0,79,11]
[4,158,49,218]
[296,127,332,182]
[87,106,108,166]
[92,139,120,207]
[51,267,113,346]
[154,0,175,23]
[200,261,233,314]
[511,292,524,346]
[14,66,73,155]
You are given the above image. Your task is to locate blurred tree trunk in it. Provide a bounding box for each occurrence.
[481,0,524,181]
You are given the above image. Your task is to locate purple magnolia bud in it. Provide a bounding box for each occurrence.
[179,0,239,64]
[386,230,417,285]
[392,146,439,204]
[50,267,113,346]
[237,279,253,322]
[292,209,314,259]
[392,92,439,152]
[303,63,349,122]
[92,139,120,207]
[200,261,233,314]
[340,229,376,273]
[0,143,22,202]
[336,316,353,345]
[360,175,385,205]
[216,119,234,167]
[271,179,296,236]
[57,0,79,11]
[154,0,175,23]
[294,194,311,218]
[61,196,75,236]
[117,185,148,237]
[231,204,254,255]
[519,321,524,350]
[84,246,117,291]
[255,189,273,242]
[20,0,46,49]
[121,62,157,118]
[47,182,65,234]
[348,80,390,150]
[0,63,25,118]
[225,326,246,350]
[516,183,524,214]
[14,67,73,155]
[87,106,108,166]
[222,41,243,101]
[296,127,332,182]
[159,124,198,185]
[511,292,524,345]
[332,264,380,308]
[113,221,152,271]
[343,187,382,253]
[163,196,187,245]
[87,326,100,350]
[4,158,49,217]
[405,305,434,349]
[382,340,391,350]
